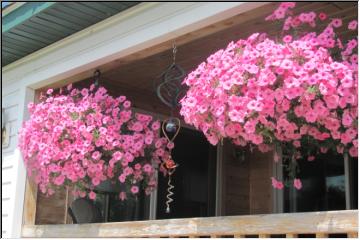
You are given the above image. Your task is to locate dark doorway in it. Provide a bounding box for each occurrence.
[156,127,217,219]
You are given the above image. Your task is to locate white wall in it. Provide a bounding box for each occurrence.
[2,88,21,238]
[2,86,34,238]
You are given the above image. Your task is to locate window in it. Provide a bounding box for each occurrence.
[283,151,357,213]
[89,127,217,222]
[156,127,217,219]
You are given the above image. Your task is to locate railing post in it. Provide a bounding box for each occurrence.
[348,232,358,238]
[315,233,328,238]
[234,234,245,238]
[259,234,270,238]
[286,233,298,238]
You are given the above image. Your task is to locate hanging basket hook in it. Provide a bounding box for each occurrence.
[172,42,177,64]
[93,69,101,86]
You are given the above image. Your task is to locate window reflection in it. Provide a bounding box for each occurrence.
[284,152,346,212]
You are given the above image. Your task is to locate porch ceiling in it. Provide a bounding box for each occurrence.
[2,2,139,66]
[98,1,356,93]
[38,2,357,117]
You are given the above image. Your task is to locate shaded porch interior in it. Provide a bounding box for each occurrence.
[32,1,357,228]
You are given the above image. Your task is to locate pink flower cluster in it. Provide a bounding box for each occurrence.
[180,2,357,189]
[19,84,171,200]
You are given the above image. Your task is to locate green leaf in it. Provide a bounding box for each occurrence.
[93,129,100,140]
[307,85,318,94]
[70,112,79,120]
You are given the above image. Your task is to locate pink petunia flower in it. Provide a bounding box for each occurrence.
[89,191,96,200]
[131,186,139,194]
[318,12,327,21]
[348,20,357,30]
[331,18,342,28]
[293,179,302,190]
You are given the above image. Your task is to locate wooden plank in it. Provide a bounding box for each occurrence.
[286,233,298,238]
[22,90,40,227]
[22,178,38,225]
[259,234,270,238]
[347,232,358,238]
[22,210,358,238]
[315,233,328,238]
[35,189,67,224]
[234,234,245,238]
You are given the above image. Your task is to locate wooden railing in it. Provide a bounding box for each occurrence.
[22,210,358,238]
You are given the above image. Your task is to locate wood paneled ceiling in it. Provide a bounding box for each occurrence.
[42,2,357,117]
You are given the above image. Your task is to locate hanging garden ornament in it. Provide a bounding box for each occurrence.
[154,42,186,109]
[162,154,178,213]
[154,43,185,213]
[161,119,180,213]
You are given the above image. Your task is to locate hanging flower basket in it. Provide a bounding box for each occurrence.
[19,84,172,200]
[180,2,357,189]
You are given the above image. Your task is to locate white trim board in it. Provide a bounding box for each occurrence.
[2,2,269,95]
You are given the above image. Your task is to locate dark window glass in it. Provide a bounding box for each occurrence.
[349,156,358,209]
[108,191,149,222]
[156,127,217,219]
[284,152,347,212]
[92,181,150,222]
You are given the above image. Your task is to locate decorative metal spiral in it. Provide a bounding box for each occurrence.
[165,174,175,213]
[156,44,183,214]
[154,43,186,109]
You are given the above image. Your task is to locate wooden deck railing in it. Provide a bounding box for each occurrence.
[22,210,358,238]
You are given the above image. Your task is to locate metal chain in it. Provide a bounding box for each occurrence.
[94,69,101,87]
[172,42,177,63]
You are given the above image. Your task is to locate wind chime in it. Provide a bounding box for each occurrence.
[154,43,186,213]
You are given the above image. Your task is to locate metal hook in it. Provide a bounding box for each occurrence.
[172,42,177,64]
[94,69,101,86]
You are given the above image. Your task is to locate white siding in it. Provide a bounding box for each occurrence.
[1,87,34,238]
[1,89,20,238]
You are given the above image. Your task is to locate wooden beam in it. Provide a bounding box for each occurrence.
[259,234,270,238]
[286,233,298,238]
[22,210,358,238]
[315,233,328,238]
[22,89,39,226]
[22,178,38,225]
[347,232,358,238]
[234,234,245,238]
